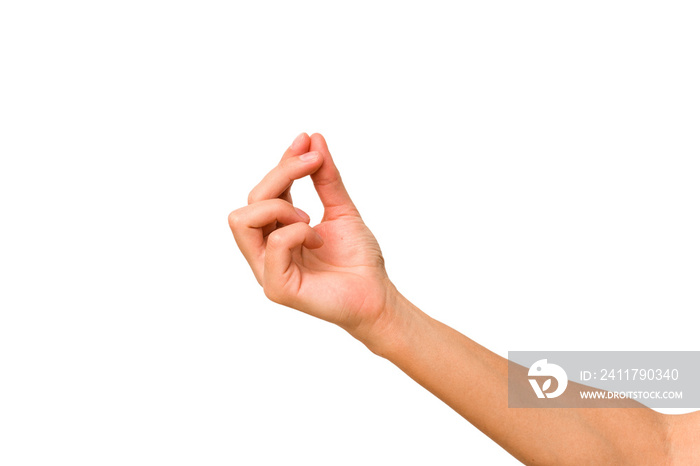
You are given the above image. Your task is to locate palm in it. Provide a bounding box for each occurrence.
[287,215,389,329]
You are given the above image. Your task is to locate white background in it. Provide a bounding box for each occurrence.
[1,1,699,465]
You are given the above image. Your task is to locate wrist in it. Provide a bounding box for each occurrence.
[351,283,425,359]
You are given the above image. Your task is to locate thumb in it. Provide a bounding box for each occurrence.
[309,133,359,220]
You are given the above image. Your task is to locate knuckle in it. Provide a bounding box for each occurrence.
[266,229,286,248]
[228,209,243,228]
[247,190,257,205]
[283,152,303,166]
[271,197,293,213]
[269,197,286,208]
[263,283,284,304]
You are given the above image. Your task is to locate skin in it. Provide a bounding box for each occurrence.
[229,132,700,465]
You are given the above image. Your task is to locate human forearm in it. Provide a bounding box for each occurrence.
[362,288,671,465]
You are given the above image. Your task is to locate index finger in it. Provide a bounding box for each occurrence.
[247,151,323,205]
[281,132,311,161]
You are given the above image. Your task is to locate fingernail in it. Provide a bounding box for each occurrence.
[299,151,319,162]
[291,132,306,149]
[294,207,310,222]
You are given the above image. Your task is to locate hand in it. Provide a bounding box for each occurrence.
[229,133,398,347]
